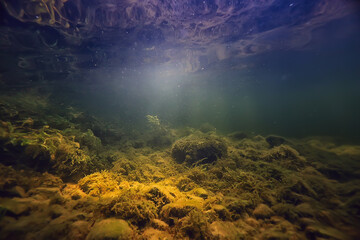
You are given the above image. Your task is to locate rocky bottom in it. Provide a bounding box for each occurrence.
[1,130,360,240]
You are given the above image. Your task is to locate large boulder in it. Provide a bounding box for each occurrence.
[171,134,227,165]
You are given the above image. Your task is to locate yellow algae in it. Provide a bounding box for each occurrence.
[111,190,158,226]
[78,171,122,197]
[160,197,204,222]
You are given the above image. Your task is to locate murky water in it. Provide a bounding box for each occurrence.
[1,1,360,239]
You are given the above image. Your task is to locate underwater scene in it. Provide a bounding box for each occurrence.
[0,0,360,239]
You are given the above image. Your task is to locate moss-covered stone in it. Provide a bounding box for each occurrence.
[209,221,245,239]
[265,135,286,148]
[86,218,133,240]
[171,134,227,165]
[253,204,274,219]
[78,171,122,197]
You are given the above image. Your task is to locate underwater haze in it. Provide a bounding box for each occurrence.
[1,0,360,239]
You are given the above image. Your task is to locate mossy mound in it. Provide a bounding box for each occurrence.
[78,171,122,197]
[171,134,227,165]
[0,122,93,180]
[111,189,158,226]
[86,218,133,240]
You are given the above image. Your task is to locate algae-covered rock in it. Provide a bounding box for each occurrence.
[228,131,248,140]
[86,218,133,240]
[78,171,121,197]
[305,222,352,240]
[209,221,244,240]
[145,115,175,148]
[171,134,227,165]
[0,186,27,198]
[253,204,274,219]
[0,198,30,216]
[150,219,169,231]
[145,185,176,206]
[64,128,102,153]
[261,145,306,170]
[199,123,216,133]
[142,227,174,239]
[1,123,93,180]
[68,220,90,240]
[111,194,157,226]
[161,198,203,222]
[225,197,253,220]
[177,209,211,239]
[212,204,231,220]
[176,177,198,191]
[190,188,209,199]
[266,135,286,148]
[272,203,298,221]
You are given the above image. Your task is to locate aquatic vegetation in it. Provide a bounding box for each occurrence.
[0,121,92,179]
[160,197,204,224]
[252,203,274,219]
[85,218,133,240]
[78,171,122,197]
[1,117,360,239]
[176,176,198,191]
[265,135,286,148]
[177,209,211,239]
[209,221,246,239]
[261,145,306,171]
[146,115,161,129]
[228,131,248,140]
[171,134,227,165]
[1,0,359,238]
[64,128,102,153]
[111,189,158,226]
[145,115,174,148]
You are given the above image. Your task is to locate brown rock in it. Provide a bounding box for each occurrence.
[68,220,90,240]
[244,217,259,227]
[0,198,30,216]
[86,218,133,240]
[212,205,231,220]
[210,221,244,239]
[171,134,227,165]
[305,224,351,240]
[150,219,169,231]
[252,204,274,219]
[142,227,173,240]
[28,187,61,198]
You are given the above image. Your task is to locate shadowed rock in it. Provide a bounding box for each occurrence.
[266,135,286,148]
[171,134,227,166]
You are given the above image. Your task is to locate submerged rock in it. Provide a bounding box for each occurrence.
[212,204,231,220]
[68,220,90,240]
[261,145,306,170]
[252,204,274,219]
[209,221,244,239]
[171,134,227,165]
[266,135,286,148]
[228,131,248,140]
[305,222,352,240]
[0,198,30,216]
[150,219,169,231]
[86,218,133,240]
[161,198,203,222]
[199,123,216,133]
